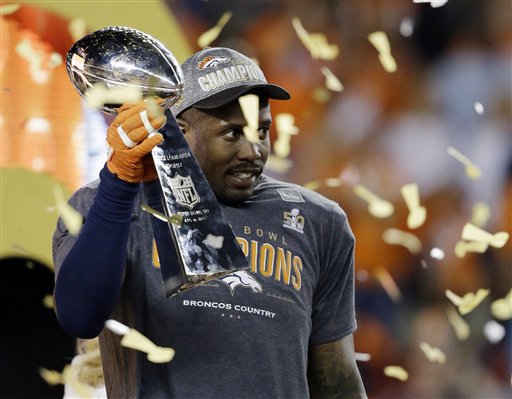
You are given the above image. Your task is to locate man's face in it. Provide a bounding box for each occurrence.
[178,98,271,205]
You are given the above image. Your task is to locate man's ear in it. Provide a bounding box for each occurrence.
[176,118,188,135]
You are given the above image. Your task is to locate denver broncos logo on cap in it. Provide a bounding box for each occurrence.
[197,56,229,70]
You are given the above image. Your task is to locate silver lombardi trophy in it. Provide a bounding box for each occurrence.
[66,26,250,296]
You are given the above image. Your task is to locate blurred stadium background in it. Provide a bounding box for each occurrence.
[0,1,510,397]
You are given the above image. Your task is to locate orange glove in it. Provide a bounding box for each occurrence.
[106,102,166,183]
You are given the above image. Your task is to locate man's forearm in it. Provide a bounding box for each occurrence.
[308,338,367,399]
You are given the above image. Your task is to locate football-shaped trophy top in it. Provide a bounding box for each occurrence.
[66,26,184,114]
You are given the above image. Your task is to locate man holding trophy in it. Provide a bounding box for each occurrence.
[53,27,366,399]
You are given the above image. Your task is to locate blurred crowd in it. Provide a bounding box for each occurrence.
[170,1,511,397]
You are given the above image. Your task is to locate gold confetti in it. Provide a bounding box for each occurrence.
[325,178,343,187]
[39,367,64,385]
[400,183,427,229]
[320,67,343,92]
[0,3,20,15]
[447,146,481,179]
[446,307,470,340]
[203,234,224,249]
[140,204,183,227]
[375,265,403,303]
[445,288,490,315]
[461,223,509,249]
[368,31,397,73]
[382,228,422,254]
[454,240,488,258]
[419,342,446,364]
[384,365,408,381]
[303,180,321,191]
[85,83,143,110]
[42,294,53,309]
[471,202,491,227]
[491,289,512,320]
[312,87,332,103]
[68,18,88,42]
[238,94,260,143]
[197,11,232,48]
[52,185,83,235]
[353,184,394,218]
[291,17,339,60]
[265,155,293,174]
[274,113,299,159]
[105,319,175,363]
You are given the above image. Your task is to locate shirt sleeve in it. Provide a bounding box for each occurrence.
[309,203,356,345]
[52,165,140,338]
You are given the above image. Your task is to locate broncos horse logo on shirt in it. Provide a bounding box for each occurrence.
[219,270,262,296]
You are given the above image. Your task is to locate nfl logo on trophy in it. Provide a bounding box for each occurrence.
[170,174,200,209]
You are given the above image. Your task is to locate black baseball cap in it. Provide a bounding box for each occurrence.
[171,47,290,116]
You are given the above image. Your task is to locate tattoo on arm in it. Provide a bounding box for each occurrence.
[308,336,367,399]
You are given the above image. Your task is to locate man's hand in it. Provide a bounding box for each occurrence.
[106,102,166,183]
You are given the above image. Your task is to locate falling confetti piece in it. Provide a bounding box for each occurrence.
[368,31,397,73]
[85,83,143,110]
[399,17,414,37]
[53,185,83,235]
[197,11,232,48]
[0,3,20,15]
[203,234,224,249]
[491,289,512,320]
[419,342,446,364]
[106,319,175,363]
[355,352,371,362]
[483,320,506,344]
[42,294,53,309]
[291,17,339,60]
[400,183,427,229]
[68,18,88,41]
[447,146,482,179]
[325,178,343,187]
[474,102,484,115]
[471,202,491,227]
[39,368,65,385]
[320,67,343,92]
[384,365,408,381]
[303,180,321,191]
[265,155,293,174]
[430,247,445,260]
[238,94,260,143]
[446,307,470,340]
[382,228,422,254]
[461,223,509,249]
[375,265,403,303]
[140,204,183,227]
[445,288,490,315]
[454,240,488,258]
[312,87,332,103]
[356,270,369,282]
[413,0,449,7]
[274,113,299,159]
[353,184,394,218]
